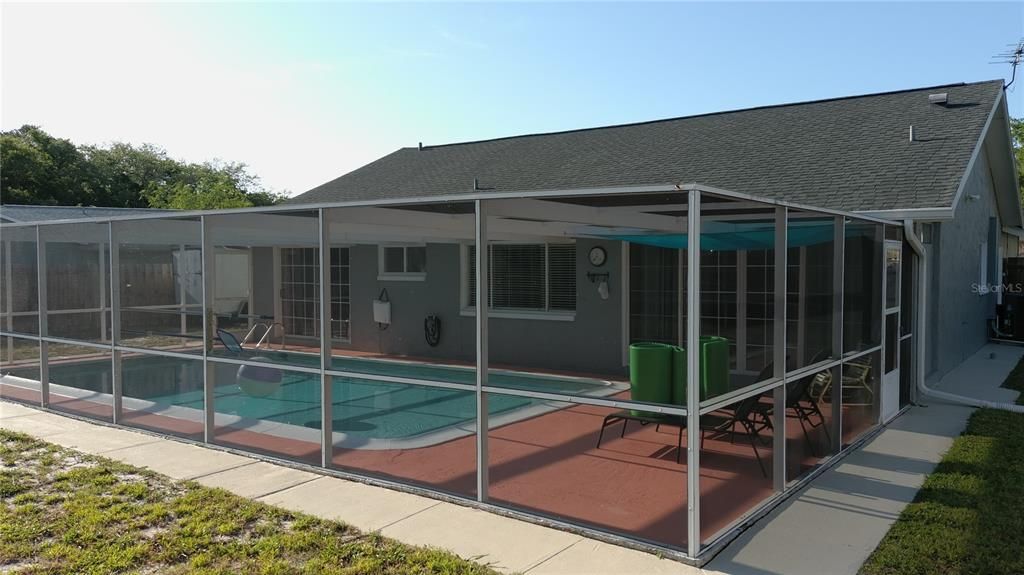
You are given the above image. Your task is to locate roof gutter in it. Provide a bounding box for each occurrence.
[858,207,954,221]
[904,219,1024,413]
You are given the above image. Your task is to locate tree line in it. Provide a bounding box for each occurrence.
[0,125,288,209]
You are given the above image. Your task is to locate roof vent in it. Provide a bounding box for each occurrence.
[928,92,948,106]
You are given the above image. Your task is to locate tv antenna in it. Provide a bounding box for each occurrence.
[992,39,1024,90]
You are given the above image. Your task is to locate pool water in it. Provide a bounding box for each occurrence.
[26,353,614,440]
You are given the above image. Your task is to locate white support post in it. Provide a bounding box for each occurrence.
[772,207,787,492]
[272,248,282,327]
[36,226,48,407]
[685,189,701,556]
[318,209,333,468]
[99,238,107,343]
[831,215,845,452]
[475,199,489,502]
[109,224,123,423]
[178,242,188,337]
[878,226,887,424]
[201,217,215,442]
[4,240,12,364]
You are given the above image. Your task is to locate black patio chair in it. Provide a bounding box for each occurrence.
[750,350,834,454]
[597,410,687,463]
[699,393,769,477]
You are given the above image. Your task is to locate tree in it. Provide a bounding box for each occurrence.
[83,142,182,208]
[0,125,96,206]
[0,125,288,209]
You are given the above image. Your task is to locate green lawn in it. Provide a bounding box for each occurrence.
[859,403,1024,574]
[0,429,498,575]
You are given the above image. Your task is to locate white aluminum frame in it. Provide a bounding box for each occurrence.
[0,182,901,564]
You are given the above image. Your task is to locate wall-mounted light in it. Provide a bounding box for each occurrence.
[587,271,610,300]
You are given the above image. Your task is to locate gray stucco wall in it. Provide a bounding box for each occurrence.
[250,239,627,377]
[250,247,275,319]
[340,239,625,377]
[927,147,1000,382]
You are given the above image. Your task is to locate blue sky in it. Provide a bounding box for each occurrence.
[2,2,1021,195]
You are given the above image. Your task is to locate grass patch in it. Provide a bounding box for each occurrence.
[0,429,499,574]
[1000,354,1024,405]
[859,408,1024,575]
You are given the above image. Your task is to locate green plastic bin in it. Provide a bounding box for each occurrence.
[670,345,687,406]
[667,336,731,407]
[699,335,730,400]
[628,342,673,413]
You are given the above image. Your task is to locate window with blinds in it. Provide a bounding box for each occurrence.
[467,244,576,312]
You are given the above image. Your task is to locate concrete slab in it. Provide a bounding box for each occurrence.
[0,401,42,420]
[196,461,320,499]
[930,342,1022,403]
[380,502,583,574]
[106,439,254,480]
[0,411,97,438]
[526,538,702,575]
[46,424,165,454]
[259,476,440,532]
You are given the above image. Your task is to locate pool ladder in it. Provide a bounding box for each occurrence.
[243,322,287,351]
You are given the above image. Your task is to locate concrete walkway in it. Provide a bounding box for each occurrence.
[2,342,1019,575]
[705,342,1023,575]
[0,401,702,575]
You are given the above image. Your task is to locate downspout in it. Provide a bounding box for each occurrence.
[904,219,1024,413]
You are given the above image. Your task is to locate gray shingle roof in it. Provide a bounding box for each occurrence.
[0,205,173,223]
[291,80,1005,213]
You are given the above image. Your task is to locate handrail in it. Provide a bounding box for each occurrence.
[242,323,270,345]
[254,322,287,351]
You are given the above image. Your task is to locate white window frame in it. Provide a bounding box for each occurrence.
[276,245,352,343]
[377,243,427,281]
[459,242,576,321]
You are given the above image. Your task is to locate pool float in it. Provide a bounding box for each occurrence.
[237,358,283,397]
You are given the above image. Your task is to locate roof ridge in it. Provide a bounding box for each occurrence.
[416,79,1003,150]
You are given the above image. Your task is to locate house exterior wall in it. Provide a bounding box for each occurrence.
[340,239,626,376]
[249,239,627,376]
[250,247,275,319]
[927,147,1001,382]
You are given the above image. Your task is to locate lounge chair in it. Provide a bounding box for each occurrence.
[597,396,770,476]
[752,350,834,456]
[698,393,770,477]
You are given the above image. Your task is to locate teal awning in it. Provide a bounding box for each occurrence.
[605,220,872,251]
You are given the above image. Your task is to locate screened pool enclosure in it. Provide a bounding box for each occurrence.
[0,184,912,562]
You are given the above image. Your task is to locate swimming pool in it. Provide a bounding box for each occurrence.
[10,352,624,447]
